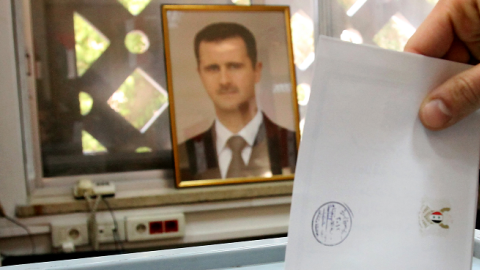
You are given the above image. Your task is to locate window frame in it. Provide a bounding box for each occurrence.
[13,0,321,198]
[13,0,180,197]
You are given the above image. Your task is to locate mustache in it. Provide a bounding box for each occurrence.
[217,85,239,94]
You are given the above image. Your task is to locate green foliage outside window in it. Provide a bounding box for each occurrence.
[232,0,251,5]
[82,130,107,154]
[118,0,151,16]
[79,92,93,116]
[75,0,164,154]
[297,89,306,105]
[74,12,110,77]
[136,146,152,153]
[337,0,358,10]
[296,84,311,106]
[373,19,407,52]
[108,69,168,131]
[125,30,149,54]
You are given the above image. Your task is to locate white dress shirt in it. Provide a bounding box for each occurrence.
[215,110,263,179]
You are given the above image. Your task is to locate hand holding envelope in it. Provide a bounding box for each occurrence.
[285,37,480,269]
[405,0,480,131]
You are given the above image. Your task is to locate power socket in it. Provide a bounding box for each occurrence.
[125,213,185,242]
[51,220,89,248]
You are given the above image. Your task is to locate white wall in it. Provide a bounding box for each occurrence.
[0,0,28,217]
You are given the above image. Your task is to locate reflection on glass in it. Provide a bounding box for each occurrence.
[297,83,311,106]
[82,130,107,154]
[373,13,416,51]
[231,0,251,5]
[291,10,315,71]
[107,68,169,133]
[79,92,93,116]
[118,0,151,16]
[74,12,110,77]
[337,0,358,10]
[337,0,367,16]
[136,146,152,153]
[346,0,367,17]
[125,30,150,54]
[340,28,363,44]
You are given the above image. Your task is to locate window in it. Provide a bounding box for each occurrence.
[22,0,434,184]
[25,0,318,182]
[331,0,436,51]
[30,0,233,178]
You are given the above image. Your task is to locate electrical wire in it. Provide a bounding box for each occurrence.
[85,193,101,212]
[3,215,35,255]
[103,199,120,250]
[84,193,102,251]
[102,197,124,251]
[85,194,124,251]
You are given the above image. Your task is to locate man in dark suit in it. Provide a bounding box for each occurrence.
[178,22,297,181]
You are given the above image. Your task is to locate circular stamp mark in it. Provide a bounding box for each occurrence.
[312,202,353,246]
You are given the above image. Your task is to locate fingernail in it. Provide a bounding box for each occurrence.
[421,99,452,129]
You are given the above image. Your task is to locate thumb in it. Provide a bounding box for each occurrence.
[420,64,480,130]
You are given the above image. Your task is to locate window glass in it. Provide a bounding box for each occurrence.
[291,0,436,139]
[31,0,230,177]
[329,0,435,50]
[29,0,435,178]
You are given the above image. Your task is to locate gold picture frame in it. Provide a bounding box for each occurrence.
[162,5,300,188]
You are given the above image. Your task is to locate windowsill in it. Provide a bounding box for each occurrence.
[16,180,294,217]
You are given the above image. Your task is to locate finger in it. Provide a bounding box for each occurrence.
[404,0,454,58]
[448,0,480,60]
[419,64,480,130]
[443,37,470,63]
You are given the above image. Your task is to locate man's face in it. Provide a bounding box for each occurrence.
[197,37,262,113]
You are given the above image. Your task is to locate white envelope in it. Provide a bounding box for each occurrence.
[285,36,480,270]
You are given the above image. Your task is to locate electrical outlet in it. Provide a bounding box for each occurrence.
[125,213,185,242]
[96,221,125,243]
[51,220,89,248]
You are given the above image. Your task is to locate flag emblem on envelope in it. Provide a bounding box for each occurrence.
[419,205,450,230]
[430,212,443,223]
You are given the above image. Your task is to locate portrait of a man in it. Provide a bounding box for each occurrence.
[163,6,299,186]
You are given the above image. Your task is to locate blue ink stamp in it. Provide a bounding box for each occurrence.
[312,202,353,246]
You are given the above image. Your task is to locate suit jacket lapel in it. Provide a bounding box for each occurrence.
[198,125,221,179]
[256,113,283,175]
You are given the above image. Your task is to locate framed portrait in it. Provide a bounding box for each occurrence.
[162,5,300,188]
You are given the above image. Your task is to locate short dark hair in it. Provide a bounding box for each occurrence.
[194,22,257,66]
